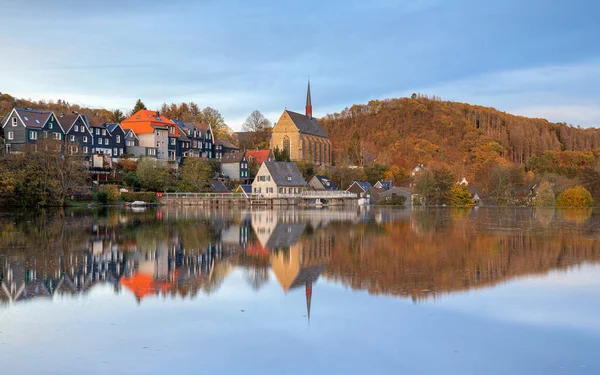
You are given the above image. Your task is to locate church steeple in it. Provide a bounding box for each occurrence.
[305,79,312,119]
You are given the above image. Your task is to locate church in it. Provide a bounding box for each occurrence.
[270,81,332,166]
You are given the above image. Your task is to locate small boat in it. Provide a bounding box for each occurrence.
[126,201,147,207]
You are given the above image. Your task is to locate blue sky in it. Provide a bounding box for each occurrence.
[1,0,599,130]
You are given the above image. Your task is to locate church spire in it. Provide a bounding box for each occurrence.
[306,281,312,324]
[305,78,312,119]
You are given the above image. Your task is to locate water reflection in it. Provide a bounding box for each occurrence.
[1,207,600,308]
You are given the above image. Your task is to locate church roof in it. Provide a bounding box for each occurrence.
[284,110,328,138]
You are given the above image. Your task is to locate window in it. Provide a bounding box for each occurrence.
[75,125,79,132]
[53,133,61,140]
[35,119,40,124]
[48,123,53,129]
[279,188,283,194]
[120,148,124,154]
[116,135,121,143]
[102,129,106,135]
[267,175,271,181]
[12,117,17,126]
[70,135,75,142]
[83,146,88,153]
[83,136,88,142]
[127,141,134,147]
[98,138,103,145]
[170,138,176,145]
[23,116,29,121]
[169,126,175,134]
[113,148,118,155]
[30,131,38,140]
[105,138,109,144]
[96,129,100,135]
[283,136,291,157]
[148,148,156,156]
[7,131,14,140]
[156,142,160,147]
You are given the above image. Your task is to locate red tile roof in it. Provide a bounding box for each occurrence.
[121,110,178,136]
[245,149,272,164]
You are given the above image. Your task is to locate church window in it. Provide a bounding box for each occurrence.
[283,136,290,158]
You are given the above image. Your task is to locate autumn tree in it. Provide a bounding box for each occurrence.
[555,186,594,207]
[201,107,227,139]
[131,99,147,115]
[136,157,169,192]
[580,167,600,202]
[414,168,454,206]
[178,158,216,192]
[241,110,272,149]
[534,181,555,206]
[449,184,474,206]
[347,130,362,166]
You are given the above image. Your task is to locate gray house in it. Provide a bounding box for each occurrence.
[1,108,54,152]
[220,152,249,181]
[61,113,94,156]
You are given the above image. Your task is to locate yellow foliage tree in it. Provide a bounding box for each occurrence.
[555,186,594,207]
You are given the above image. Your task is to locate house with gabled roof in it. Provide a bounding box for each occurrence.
[309,174,337,191]
[251,161,307,197]
[220,151,249,181]
[346,181,373,198]
[121,110,174,160]
[245,149,273,166]
[215,139,239,158]
[270,80,331,166]
[123,128,157,158]
[105,123,126,158]
[60,113,94,156]
[374,180,393,191]
[1,108,53,152]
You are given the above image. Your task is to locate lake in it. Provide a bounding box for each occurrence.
[1,206,599,375]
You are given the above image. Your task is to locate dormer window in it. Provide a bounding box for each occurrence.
[287,177,292,181]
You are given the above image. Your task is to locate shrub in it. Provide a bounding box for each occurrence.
[555,186,594,207]
[534,180,555,206]
[94,191,109,205]
[98,184,119,202]
[120,192,157,203]
[449,184,474,206]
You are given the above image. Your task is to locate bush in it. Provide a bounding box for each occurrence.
[534,180,555,206]
[377,195,407,206]
[94,191,109,205]
[120,192,157,203]
[449,184,475,206]
[98,184,119,202]
[555,186,594,207]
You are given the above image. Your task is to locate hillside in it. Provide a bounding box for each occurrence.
[321,96,600,183]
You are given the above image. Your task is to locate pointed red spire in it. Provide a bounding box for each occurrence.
[305,79,312,119]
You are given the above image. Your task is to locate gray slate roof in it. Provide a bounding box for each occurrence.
[265,222,306,250]
[351,181,373,192]
[58,114,78,130]
[105,123,122,133]
[211,179,230,193]
[285,110,328,138]
[215,139,239,149]
[312,175,337,190]
[221,152,245,163]
[264,161,307,187]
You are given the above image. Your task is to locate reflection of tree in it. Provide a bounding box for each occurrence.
[558,208,593,224]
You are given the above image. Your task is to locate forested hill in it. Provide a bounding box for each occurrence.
[321,96,600,181]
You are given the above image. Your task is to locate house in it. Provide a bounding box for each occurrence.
[166,122,180,161]
[215,139,239,157]
[457,177,469,186]
[235,184,253,195]
[197,122,215,158]
[90,122,113,156]
[245,149,273,166]
[309,175,337,191]
[374,180,393,191]
[174,121,207,157]
[270,80,332,166]
[411,164,425,177]
[346,181,373,198]
[121,110,174,160]
[252,161,307,197]
[1,108,53,152]
[123,128,157,158]
[177,132,191,158]
[61,113,94,156]
[105,123,126,158]
[220,152,249,181]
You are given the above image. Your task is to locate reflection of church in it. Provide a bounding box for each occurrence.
[250,210,332,320]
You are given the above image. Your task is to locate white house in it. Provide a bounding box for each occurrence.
[252,161,307,198]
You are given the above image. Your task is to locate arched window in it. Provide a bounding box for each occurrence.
[283,136,291,158]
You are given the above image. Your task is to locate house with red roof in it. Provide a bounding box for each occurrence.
[121,110,176,160]
[245,149,273,166]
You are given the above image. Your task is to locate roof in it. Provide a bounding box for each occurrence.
[104,123,123,133]
[237,184,252,194]
[284,110,328,138]
[90,122,107,129]
[221,152,245,163]
[263,161,307,187]
[215,139,239,149]
[350,181,373,192]
[211,179,230,193]
[14,108,52,129]
[265,222,306,250]
[125,129,138,139]
[58,114,78,130]
[375,180,393,190]
[245,149,272,164]
[311,175,337,190]
[179,133,190,142]
[121,110,177,135]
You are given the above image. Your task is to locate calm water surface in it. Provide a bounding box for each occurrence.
[1,207,600,375]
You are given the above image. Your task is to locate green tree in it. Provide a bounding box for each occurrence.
[178,158,215,192]
[136,157,169,192]
[131,99,147,115]
[273,146,290,162]
[414,168,454,206]
[110,109,126,123]
[555,186,594,207]
[534,181,555,206]
[449,184,474,206]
